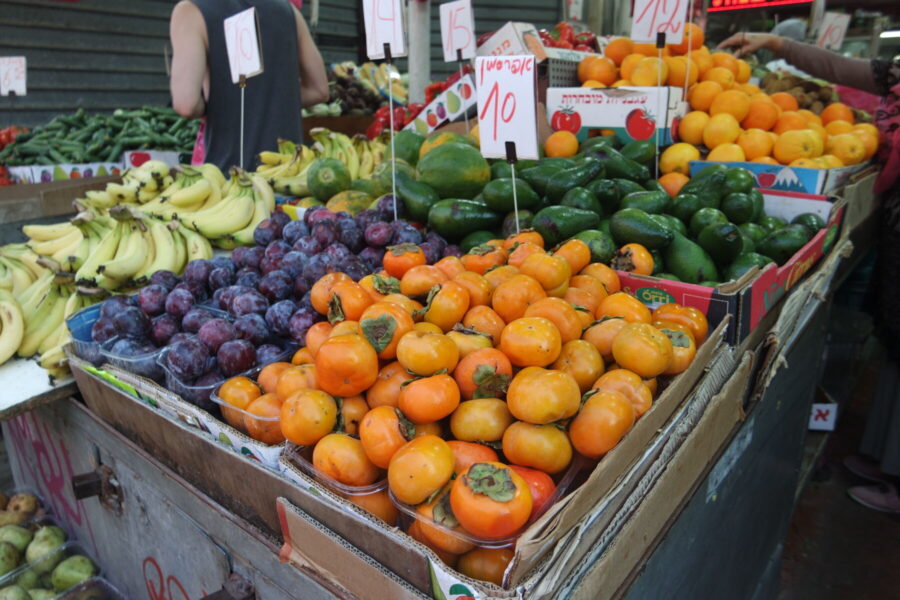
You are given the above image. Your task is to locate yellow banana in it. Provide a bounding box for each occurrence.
[178,224,214,261]
[0,289,25,364]
[22,222,78,242]
[96,222,147,287]
[108,182,139,203]
[186,182,255,238]
[18,283,64,358]
[170,224,188,273]
[75,222,123,285]
[29,227,83,257]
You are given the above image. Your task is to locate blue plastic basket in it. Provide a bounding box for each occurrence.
[65,304,103,366]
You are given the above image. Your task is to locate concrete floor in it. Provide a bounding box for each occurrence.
[778,332,900,599]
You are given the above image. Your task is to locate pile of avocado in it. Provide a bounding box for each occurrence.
[0,524,97,599]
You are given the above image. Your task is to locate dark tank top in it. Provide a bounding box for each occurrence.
[192,0,303,170]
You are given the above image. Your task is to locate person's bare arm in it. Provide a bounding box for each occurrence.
[293,8,329,107]
[169,1,208,118]
[717,33,880,95]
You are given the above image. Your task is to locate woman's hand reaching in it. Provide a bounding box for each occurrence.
[717,33,784,58]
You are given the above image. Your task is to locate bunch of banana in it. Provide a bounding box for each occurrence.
[103,160,174,206]
[308,128,361,179]
[213,172,276,248]
[359,62,408,104]
[0,290,25,365]
[16,272,73,360]
[178,168,259,242]
[353,134,386,179]
[0,244,46,298]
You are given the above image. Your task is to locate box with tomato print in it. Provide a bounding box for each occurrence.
[617,190,846,346]
[546,86,687,145]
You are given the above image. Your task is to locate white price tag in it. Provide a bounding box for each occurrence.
[223,8,263,84]
[630,0,688,44]
[440,0,475,63]
[475,55,539,160]
[0,57,26,96]
[816,12,850,51]
[362,0,407,60]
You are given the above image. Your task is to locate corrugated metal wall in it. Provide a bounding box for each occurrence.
[0,0,561,127]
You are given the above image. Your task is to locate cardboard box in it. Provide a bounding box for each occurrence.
[121,150,186,169]
[689,159,871,195]
[405,74,477,135]
[545,86,687,145]
[835,169,879,238]
[8,163,122,184]
[617,190,846,345]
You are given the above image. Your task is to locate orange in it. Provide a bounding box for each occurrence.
[711,52,739,75]
[545,131,579,158]
[773,111,808,135]
[735,59,751,83]
[852,123,879,139]
[669,23,704,54]
[797,109,822,127]
[853,130,878,160]
[678,111,711,145]
[580,56,617,86]
[688,80,724,111]
[737,128,774,160]
[582,80,606,88]
[820,102,854,126]
[739,83,761,95]
[620,54,645,80]
[611,79,632,88]
[773,130,816,164]
[825,120,854,136]
[770,92,799,112]
[659,143,700,175]
[790,158,820,168]
[694,53,713,76]
[664,56,698,88]
[702,113,741,149]
[701,66,735,89]
[658,172,690,198]
[819,154,845,168]
[709,90,751,121]
[632,43,658,56]
[604,37,634,65]
[577,56,599,83]
[707,143,745,162]
[805,125,827,153]
[826,133,865,165]
[752,156,780,165]
[741,99,779,131]
[630,57,668,86]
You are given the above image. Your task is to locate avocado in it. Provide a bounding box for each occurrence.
[656,272,682,282]
[670,193,702,224]
[573,229,617,264]
[586,178,620,215]
[545,159,604,202]
[620,140,657,165]
[482,177,540,213]
[620,190,671,214]
[460,230,498,253]
[531,206,601,248]
[791,212,826,231]
[642,179,668,195]
[738,222,768,243]
[681,170,726,209]
[697,222,744,266]
[689,208,729,237]
[521,165,563,196]
[650,213,687,235]
[561,187,603,216]
[609,208,675,249]
[598,219,611,236]
[650,248,665,274]
[583,146,650,182]
[396,171,440,223]
[757,224,814,265]
[723,252,775,282]
[501,210,533,237]
[722,167,755,195]
[749,188,765,222]
[491,161,512,180]
[720,192,754,224]
[758,215,788,233]
[427,199,503,241]
[663,233,719,284]
[580,135,620,153]
[739,230,756,254]
[540,157,576,169]
[691,163,729,182]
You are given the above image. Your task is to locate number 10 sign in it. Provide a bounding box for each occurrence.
[475,56,539,160]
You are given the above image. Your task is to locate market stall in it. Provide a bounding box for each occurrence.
[0,2,892,598]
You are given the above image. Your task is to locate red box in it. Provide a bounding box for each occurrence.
[617,190,845,345]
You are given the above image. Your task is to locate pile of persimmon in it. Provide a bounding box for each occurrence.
[215,232,709,584]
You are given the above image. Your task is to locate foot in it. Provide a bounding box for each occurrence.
[843,455,891,483]
[847,483,900,514]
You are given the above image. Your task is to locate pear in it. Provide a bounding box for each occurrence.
[0,542,20,577]
[0,586,30,600]
[6,495,38,518]
[50,555,95,592]
[14,570,38,591]
[24,527,65,575]
[26,590,54,600]
[0,527,32,555]
[0,513,27,528]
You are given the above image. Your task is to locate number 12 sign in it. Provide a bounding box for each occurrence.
[440,0,475,62]
[631,0,688,44]
[475,56,539,160]
[363,0,407,59]
[0,56,26,96]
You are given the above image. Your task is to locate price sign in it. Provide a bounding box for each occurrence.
[223,8,263,84]
[440,0,475,62]
[362,0,407,60]
[816,12,850,50]
[631,0,688,44]
[475,56,539,160]
[0,56,26,96]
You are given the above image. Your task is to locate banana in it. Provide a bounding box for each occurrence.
[169,177,212,209]
[39,339,70,372]
[0,289,25,364]
[0,262,11,292]
[18,283,64,358]
[227,175,275,246]
[272,173,309,197]
[143,160,172,181]
[96,223,147,287]
[75,222,123,285]
[197,163,226,189]
[142,220,179,276]
[130,226,157,284]
[186,182,255,238]
[130,168,159,194]
[81,190,118,210]
[0,257,34,299]
[107,182,139,203]
[137,186,159,204]
[15,271,53,317]
[29,227,83,257]
[178,224,214,261]
[3,244,47,279]
[170,225,188,273]
[22,222,78,242]
[259,151,290,166]
[37,319,65,356]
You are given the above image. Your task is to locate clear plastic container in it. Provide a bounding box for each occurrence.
[99,337,165,383]
[65,304,103,366]
[283,444,387,498]
[0,541,99,594]
[208,387,278,438]
[390,457,584,549]
[57,576,127,600]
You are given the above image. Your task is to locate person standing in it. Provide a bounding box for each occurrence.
[718,32,900,513]
[169,0,329,170]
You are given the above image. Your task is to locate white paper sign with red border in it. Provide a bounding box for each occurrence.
[630,0,688,44]
[475,55,539,160]
[440,0,476,62]
[223,8,263,83]
[362,0,407,59]
[809,403,838,431]
[816,12,851,51]
[0,56,26,96]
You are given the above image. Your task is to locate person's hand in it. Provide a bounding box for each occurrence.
[716,33,783,58]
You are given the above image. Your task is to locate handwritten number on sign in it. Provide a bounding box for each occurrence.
[479,82,516,142]
[632,0,687,44]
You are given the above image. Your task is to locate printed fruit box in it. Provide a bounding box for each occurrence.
[618,190,845,345]
[121,150,187,169]
[8,162,123,184]
[545,86,687,146]
[688,159,871,195]
[404,74,476,135]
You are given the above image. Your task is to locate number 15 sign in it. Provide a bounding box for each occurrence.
[440,0,475,62]
[475,56,539,160]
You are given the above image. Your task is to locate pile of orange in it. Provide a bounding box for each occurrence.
[674,79,878,168]
[215,232,709,584]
